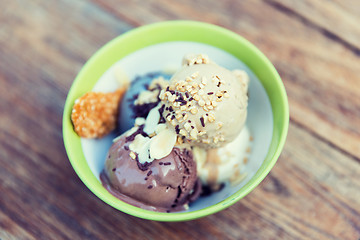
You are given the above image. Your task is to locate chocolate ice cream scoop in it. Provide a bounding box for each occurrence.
[100,134,201,212]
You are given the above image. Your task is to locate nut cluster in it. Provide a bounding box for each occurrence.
[71,88,125,138]
[159,71,228,146]
[182,54,210,66]
[135,77,168,105]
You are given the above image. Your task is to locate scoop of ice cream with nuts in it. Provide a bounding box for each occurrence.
[160,54,249,148]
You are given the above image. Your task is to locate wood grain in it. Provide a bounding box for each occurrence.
[266,0,360,53]
[0,0,359,239]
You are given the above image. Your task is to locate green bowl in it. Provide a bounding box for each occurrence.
[63,20,289,221]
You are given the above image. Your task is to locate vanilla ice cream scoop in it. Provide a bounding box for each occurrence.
[159,54,249,148]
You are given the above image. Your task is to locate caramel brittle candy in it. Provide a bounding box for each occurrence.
[71,88,125,138]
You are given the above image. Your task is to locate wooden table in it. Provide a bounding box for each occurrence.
[1,0,359,239]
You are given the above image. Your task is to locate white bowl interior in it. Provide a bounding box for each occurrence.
[81,41,273,211]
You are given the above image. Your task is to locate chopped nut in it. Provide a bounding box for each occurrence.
[129,151,136,159]
[168,95,176,102]
[219,135,225,142]
[179,129,188,136]
[175,113,182,120]
[171,119,178,126]
[208,113,215,122]
[190,129,198,140]
[198,99,205,107]
[191,72,199,79]
[201,77,207,85]
[198,130,206,136]
[190,108,198,114]
[184,122,192,131]
[177,136,184,144]
[202,139,210,144]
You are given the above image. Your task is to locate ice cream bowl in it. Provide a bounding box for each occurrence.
[63,21,289,221]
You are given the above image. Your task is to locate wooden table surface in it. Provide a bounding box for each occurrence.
[1,0,359,239]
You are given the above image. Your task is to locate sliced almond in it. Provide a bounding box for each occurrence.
[149,128,176,159]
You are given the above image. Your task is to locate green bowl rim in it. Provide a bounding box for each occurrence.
[63,20,289,222]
